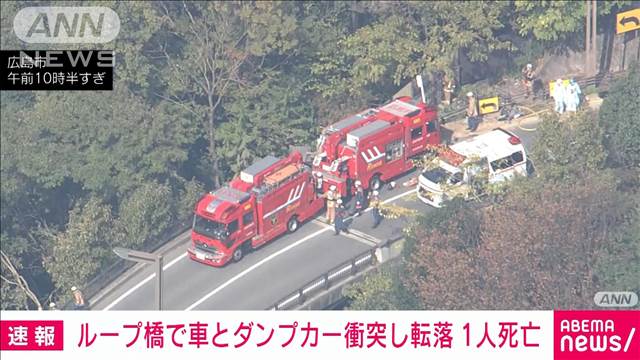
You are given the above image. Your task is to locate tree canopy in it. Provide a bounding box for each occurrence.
[598,65,640,167]
[1,0,638,309]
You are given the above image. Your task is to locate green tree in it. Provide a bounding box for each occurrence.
[175,178,206,224]
[293,1,374,123]
[217,74,317,176]
[311,1,511,100]
[108,1,165,92]
[116,182,173,248]
[0,92,36,204]
[413,1,512,70]
[44,198,118,303]
[157,1,299,187]
[1,238,43,310]
[0,1,27,49]
[343,269,400,310]
[594,191,640,295]
[598,65,640,167]
[513,1,587,42]
[310,15,421,99]
[531,110,606,181]
[7,85,195,196]
[1,91,61,309]
[343,261,420,310]
[512,1,630,43]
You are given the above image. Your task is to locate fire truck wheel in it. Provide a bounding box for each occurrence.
[232,244,245,262]
[370,175,383,191]
[287,216,299,233]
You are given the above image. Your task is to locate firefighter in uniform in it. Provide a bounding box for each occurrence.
[370,190,383,228]
[353,180,365,216]
[315,172,324,194]
[522,63,535,98]
[442,73,455,106]
[466,92,479,132]
[324,185,339,224]
[334,199,350,235]
[71,286,86,310]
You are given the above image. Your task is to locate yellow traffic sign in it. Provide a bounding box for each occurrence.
[617,8,640,34]
[478,96,499,115]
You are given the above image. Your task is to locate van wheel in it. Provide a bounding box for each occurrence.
[232,244,245,262]
[287,216,299,233]
[370,175,382,191]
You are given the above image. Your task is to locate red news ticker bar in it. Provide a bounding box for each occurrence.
[554,310,640,360]
[0,320,64,351]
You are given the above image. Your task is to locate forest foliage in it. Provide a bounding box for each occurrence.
[0,0,636,309]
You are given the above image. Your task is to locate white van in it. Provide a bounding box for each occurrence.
[417,128,528,207]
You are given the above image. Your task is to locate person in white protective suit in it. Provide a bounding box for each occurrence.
[552,79,566,114]
[564,79,581,112]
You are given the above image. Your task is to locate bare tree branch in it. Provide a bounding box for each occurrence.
[0,274,19,286]
[153,92,201,117]
[1,250,43,310]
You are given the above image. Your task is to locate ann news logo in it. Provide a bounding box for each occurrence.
[13,6,120,43]
[594,291,638,308]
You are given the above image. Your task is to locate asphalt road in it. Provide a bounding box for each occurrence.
[93,128,535,311]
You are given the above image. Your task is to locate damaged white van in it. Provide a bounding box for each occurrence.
[417,128,529,207]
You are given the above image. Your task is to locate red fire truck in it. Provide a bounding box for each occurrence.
[188,151,324,267]
[312,96,440,195]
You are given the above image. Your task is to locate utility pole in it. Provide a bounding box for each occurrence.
[586,0,592,74]
[586,0,598,75]
[591,0,598,75]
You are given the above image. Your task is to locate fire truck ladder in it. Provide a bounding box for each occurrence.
[253,166,308,199]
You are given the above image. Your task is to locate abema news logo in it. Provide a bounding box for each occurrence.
[554,310,639,360]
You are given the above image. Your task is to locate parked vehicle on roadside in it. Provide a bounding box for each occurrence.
[189,152,324,267]
[312,96,441,197]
